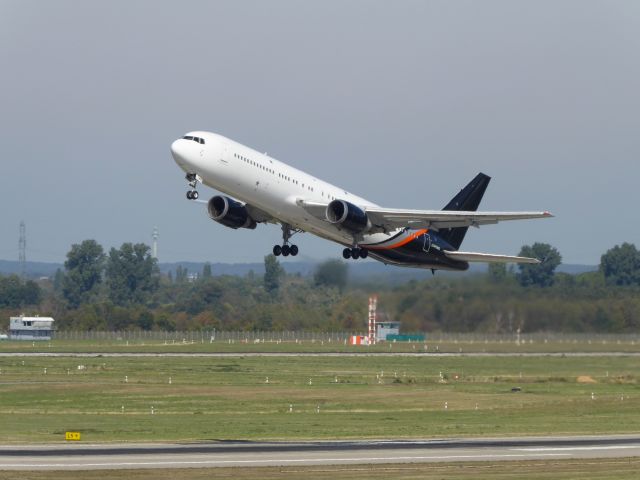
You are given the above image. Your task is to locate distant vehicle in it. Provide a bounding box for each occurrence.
[171,132,552,271]
[0,334,8,340]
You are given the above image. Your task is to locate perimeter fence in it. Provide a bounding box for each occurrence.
[51,330,640,346]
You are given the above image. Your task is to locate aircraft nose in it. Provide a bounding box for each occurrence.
[170,139,189,167]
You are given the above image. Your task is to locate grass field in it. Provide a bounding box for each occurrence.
[1,335,640,354]
[1,353,639,443]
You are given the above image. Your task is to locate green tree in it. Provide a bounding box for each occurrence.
[0,275,41,308]
[53,268,64,294]
[516,243,562,287]
[137,309,155,330]
[106,243,160,306]
[600,243,640,286]
[314,260,348,291]
[487,263,507,282]
[62,239,105,308]
[175,265,188,283]
[22,280,41,305]
[202,262,212,279]
[263,254,284,294]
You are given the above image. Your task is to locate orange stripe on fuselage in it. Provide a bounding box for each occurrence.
[366,229,428,251]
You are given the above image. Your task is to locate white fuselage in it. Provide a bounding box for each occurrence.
[171,131,393,248]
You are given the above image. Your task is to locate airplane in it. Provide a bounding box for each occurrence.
[171,131,553,271]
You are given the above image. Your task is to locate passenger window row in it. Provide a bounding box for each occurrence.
[235,151,329,195]
[235,153,275,174]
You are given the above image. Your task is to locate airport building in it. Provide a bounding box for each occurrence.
[9,315,55,340]
[376,321,401,341]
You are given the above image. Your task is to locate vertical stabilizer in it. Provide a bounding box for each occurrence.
[438,173,491,250]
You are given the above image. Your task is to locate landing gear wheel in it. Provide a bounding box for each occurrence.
[184,174,201,200]
[342,248,352,259]
[359,248,368,259]
[274,223,303,258]
[351,248,360,259]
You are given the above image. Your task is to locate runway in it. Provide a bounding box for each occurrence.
[1,435,640,470]
[2,352,640,358]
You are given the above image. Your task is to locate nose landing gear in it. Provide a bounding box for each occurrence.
[272,223,301,257]
[185,173,202,200]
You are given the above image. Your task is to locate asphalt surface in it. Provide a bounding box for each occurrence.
[2,352,640,357]
[1,435,640,470]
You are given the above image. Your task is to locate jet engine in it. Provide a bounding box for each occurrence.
[207,196,257,230]
[326,199,370,233]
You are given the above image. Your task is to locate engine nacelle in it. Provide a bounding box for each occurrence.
[326,199,370,233]
[207,196,257,230]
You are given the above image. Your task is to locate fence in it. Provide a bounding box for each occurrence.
[51,330,640,345]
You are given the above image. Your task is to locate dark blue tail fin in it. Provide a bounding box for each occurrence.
[438,173,491,250]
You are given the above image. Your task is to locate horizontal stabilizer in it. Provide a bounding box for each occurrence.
[444,250,540,264]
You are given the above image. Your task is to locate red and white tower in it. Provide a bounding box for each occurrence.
[367,295,378,345]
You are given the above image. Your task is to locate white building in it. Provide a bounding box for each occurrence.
[376,321,401,341]
[9,316,55,340]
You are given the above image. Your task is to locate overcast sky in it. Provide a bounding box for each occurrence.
[1,1,638,266]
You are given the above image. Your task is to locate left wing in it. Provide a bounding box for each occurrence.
[443,251,540,264]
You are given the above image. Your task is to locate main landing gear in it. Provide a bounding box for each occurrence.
[342,247,368,260]
[185,173,201,200]
[273,223,301,257]
[273,244,298,257]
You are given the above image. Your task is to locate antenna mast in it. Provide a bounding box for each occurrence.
[368,295,378,345]
[152,226,159,260]
[18,221,26,279]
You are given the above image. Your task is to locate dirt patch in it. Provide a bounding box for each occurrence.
[577,375,597,383]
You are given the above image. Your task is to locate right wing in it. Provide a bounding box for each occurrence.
[364,207,553,232]
[297,199,553,233]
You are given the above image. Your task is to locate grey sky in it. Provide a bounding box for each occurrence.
[1,1,638,265]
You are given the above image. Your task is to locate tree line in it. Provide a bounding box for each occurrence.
[1,240,639,334]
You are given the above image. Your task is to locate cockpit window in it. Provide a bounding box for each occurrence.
[182,136,205,145]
